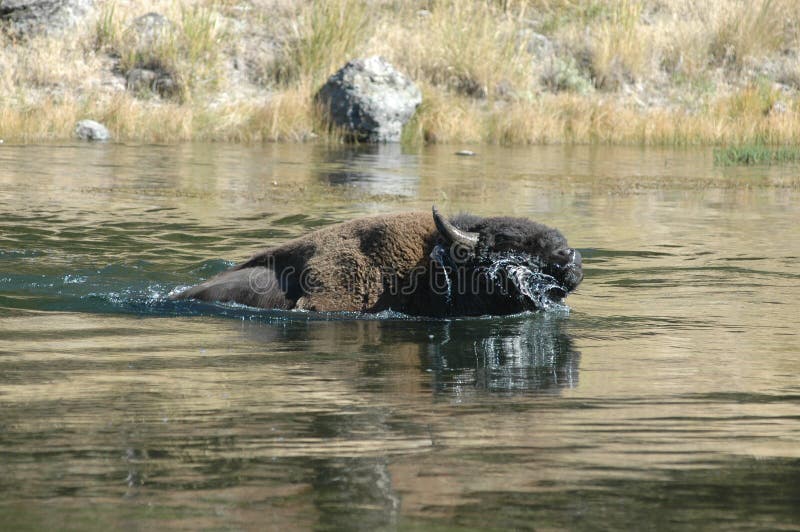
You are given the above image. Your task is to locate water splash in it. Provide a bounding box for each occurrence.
[486,255,570,312]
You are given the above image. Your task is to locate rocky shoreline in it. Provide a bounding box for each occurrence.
[1,0,799,145]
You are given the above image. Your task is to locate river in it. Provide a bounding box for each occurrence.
[1,143,799,530]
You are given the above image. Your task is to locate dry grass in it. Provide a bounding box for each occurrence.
[273,0,372,86]
[372,1,530,99]
[94,1,226,100]
[1,0,800,145]
[589,1,647,89]
[708,0,790,68]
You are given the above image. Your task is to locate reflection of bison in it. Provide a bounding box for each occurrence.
[171,207,583,317]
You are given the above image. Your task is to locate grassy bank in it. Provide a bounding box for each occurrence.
[2,0,800,145]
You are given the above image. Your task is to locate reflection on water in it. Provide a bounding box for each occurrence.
[425,316,579,395]
[1,142,800,530]
[242,314,579,396]
[313,144,421,197]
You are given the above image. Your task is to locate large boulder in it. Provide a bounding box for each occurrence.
[315,56,422,143]
[74,119,110,141]
[0,0,92,37]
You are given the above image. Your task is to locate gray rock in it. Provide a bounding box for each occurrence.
[0,0,92,37]
[315,56,422,143]
[74,119,110,141]
[521,29,554,60]
[126,67,177,98]
[127,67,158,91]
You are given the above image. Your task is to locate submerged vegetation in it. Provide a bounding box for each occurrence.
[2,0,800,145]
[713,144,800,165]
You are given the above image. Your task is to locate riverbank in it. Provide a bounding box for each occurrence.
[2,0,799,145]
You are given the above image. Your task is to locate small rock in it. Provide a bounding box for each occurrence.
[315,56,422,143]
[455,150,476,156]
[126,67,178,98]
[74,120,110,141]
[770,101,788,115]
[126,68,158,91]
[153,74,177,98]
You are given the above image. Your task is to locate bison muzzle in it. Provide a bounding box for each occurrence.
[171,206,583,317]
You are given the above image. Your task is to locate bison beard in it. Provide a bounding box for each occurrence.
[171,207,583,317]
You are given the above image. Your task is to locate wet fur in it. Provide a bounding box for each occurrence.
[172,211,581,316]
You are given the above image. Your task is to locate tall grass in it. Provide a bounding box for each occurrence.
[373,1,531,99]
[590,0,646,89]
[2,0,800,145]
[94,1,224,100]
[709,0,788,67]
[276,0,371,86]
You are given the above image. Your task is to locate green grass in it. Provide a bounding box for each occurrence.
[713,144,800,165]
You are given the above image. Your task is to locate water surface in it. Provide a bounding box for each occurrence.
[1,143,799,530]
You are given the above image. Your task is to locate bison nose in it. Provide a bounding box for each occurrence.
[554,247,580,266]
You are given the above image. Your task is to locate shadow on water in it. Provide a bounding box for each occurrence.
[266,318,579,530]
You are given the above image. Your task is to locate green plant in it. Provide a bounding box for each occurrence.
[713,144,800,165]
[95,1,120,51]
[542,56,594,94]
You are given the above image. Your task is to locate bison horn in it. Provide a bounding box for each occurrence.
[432,205,479,249]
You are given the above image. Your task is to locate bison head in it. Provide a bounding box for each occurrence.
[430,206,583,314]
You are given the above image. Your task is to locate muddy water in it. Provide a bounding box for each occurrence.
[1,143,799,530]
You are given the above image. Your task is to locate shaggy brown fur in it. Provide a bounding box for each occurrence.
[173,212,439,312]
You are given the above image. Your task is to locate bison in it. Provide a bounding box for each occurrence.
[171,207,583,317]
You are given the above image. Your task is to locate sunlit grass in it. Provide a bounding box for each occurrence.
[2,0,800,145]
[2,88,798,146]
[709,0,788,67]
[590,0,647,89]
[94,1,225,100]
[274,0,371,86]
[388,0,530,99]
